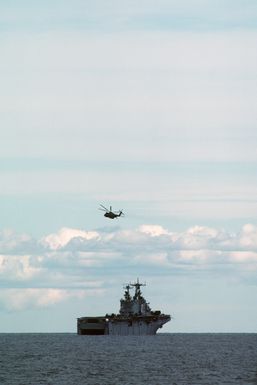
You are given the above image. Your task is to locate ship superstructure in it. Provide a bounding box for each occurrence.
[77,280,171,335]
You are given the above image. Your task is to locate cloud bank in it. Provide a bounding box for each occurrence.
[0,224,256,311]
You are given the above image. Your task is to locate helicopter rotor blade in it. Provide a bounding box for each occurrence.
[99,208,107,212]
[100,204,109,211]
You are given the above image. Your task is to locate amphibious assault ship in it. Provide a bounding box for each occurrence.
[77,280,171,335]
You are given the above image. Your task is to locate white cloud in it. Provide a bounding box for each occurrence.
[41,227,100,250]
[139,224,169,237]
[0,254,43,281]
[0,223,257,312]
[229,251,257,263]
[239,224,257,249]
[0,288,103,311]
[134,252,169,266]
[0,229,32,252]
[170,225,221,249]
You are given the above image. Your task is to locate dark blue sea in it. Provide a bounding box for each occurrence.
[0,333,256,385]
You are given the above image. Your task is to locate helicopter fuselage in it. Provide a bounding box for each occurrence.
[104,212,120,219]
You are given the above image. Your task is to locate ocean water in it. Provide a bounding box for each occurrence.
[0,333,256,385]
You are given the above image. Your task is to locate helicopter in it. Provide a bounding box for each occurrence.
[99,204,125,219]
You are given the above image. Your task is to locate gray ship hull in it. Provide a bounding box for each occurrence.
[77,315,170,336]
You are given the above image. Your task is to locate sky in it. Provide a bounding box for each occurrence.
[1,0,257,332]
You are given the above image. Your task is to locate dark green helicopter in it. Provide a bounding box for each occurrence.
[99,204,125,219]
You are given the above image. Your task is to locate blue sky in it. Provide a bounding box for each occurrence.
[1,0,257,332]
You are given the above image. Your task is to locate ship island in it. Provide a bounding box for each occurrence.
[77,279,171,335]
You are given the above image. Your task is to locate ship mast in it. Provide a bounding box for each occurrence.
[123,284,132,301]
[130,278,146,300]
